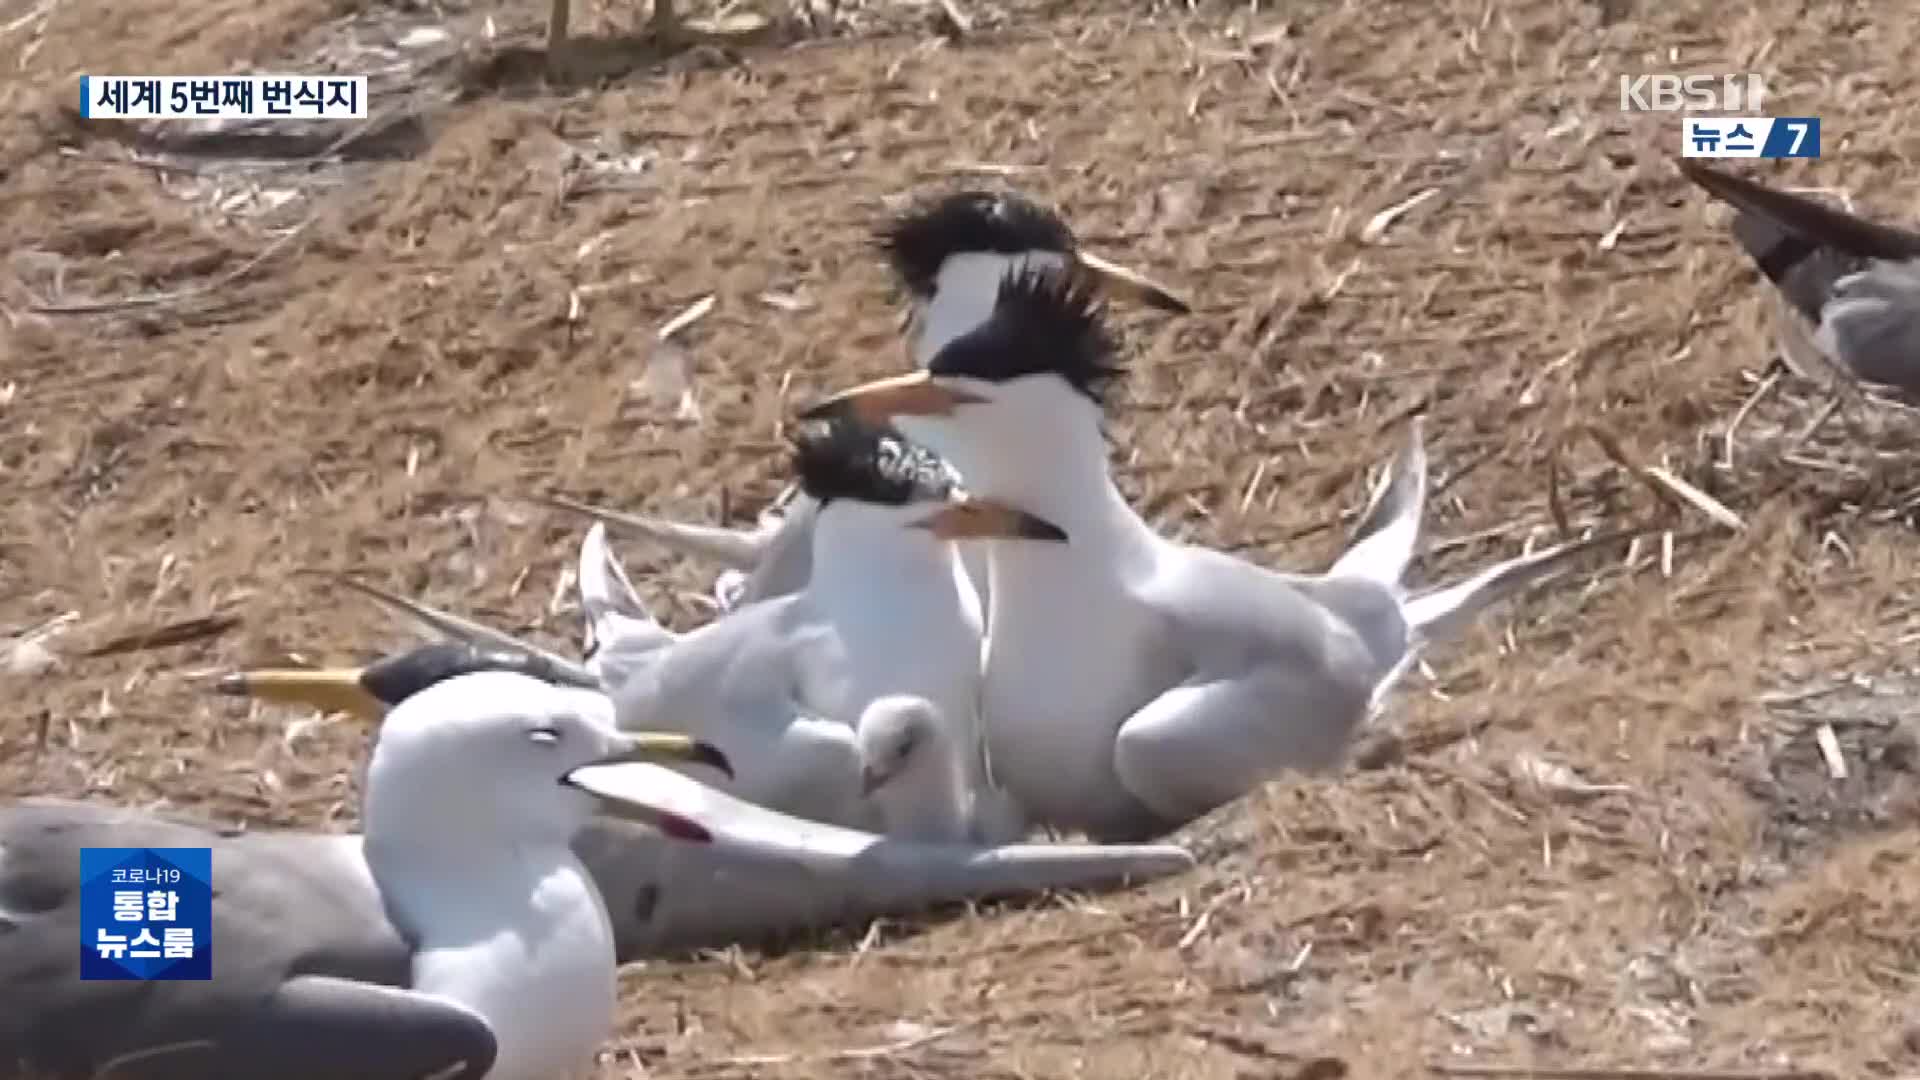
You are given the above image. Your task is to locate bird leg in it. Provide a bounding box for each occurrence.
[545,0,573,78]
[648,0,678,44]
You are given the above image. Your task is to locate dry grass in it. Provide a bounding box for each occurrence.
[4,0,1920,1076]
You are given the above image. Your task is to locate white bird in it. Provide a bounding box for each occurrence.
[801,268,1636,842]
[0,669,729,1080]
[852,693,1005,844]
[209,643,1199,965]
[580,419,1066,836]
[559,189,1191,616]
[1679,158,1920,397]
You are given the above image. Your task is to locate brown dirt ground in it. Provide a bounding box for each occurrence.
[5,0,1920,1075]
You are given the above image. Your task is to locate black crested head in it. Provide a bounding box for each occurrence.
[360,642,597,706]
[926,266,1121,404]
[876,190,1077,299]
[789,420,955,508]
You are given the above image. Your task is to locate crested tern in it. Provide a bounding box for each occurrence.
[802,268,1635,841]
[1,670,728,1080]
[215,643,1199,963]
[579,419,1066,837]
[1679,159,1920,396]
[562,189,1191,615]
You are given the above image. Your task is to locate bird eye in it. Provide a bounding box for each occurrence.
[528,726,562,747]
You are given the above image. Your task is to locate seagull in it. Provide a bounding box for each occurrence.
[800,268,1637,842]
[210,643,1199,964]
[557,188,1192,615]
[1,670,729,1080]
[564,418,1066,837]
[1679,158,1920,397]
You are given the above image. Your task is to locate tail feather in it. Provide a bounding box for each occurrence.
[539,493,778,571]
[726,496,822,607]
[1402,527,1646,645]
[1679,159,1920,324]
[335,575,600,687]
[1328,416,1428,590]
[577,522,677,660]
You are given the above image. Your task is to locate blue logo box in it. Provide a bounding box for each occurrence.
[79,847,212,981]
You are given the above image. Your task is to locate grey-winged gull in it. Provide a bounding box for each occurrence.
[0,669,730,1080]
[214,643,1198,962]
[1679,158,1920,397]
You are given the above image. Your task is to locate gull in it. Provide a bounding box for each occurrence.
[213,643,1199,964]
[1679,159,1920,397]
[1,669,730,1080]
[559,188,1192,615]
[801,268,1637,842]
[549,418,1063,839]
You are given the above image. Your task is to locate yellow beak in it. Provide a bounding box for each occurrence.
[912,498,1067,543]
[215,666,386,721]
[798,370,986,428]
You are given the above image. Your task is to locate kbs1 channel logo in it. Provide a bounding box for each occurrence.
[79,847,213,981]
[1617,74,1822,161]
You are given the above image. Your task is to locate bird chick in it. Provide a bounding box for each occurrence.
[855,695,974,844]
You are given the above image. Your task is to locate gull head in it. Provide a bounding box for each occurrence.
[361,670,730,847]
[790,418,1068,546]
[877,189,1189,364]
[800,267,1121,489]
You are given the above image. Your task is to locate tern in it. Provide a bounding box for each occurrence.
[567,418,1065,840]
[0,670,729,1080]
[1679,159,1920,397]
[802,268,1636,842]
[559,189,1191,616]
[212,643,1199,963]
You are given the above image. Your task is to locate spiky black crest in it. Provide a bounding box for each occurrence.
[789,420,955,508]
[360,642,598,707]
[927,266,1122,403]
[876,190,1077,298]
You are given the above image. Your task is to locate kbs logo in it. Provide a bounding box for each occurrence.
[1618,74,1767,112]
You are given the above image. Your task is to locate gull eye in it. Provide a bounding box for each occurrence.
[528,726,562,747]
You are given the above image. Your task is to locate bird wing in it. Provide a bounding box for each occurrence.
[1813,260,1920,391]
[614,597,866,827]
[1679,160,1920,391]
[727,495,821,607]
[568,766,1195,956]
[541,492,783,571]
